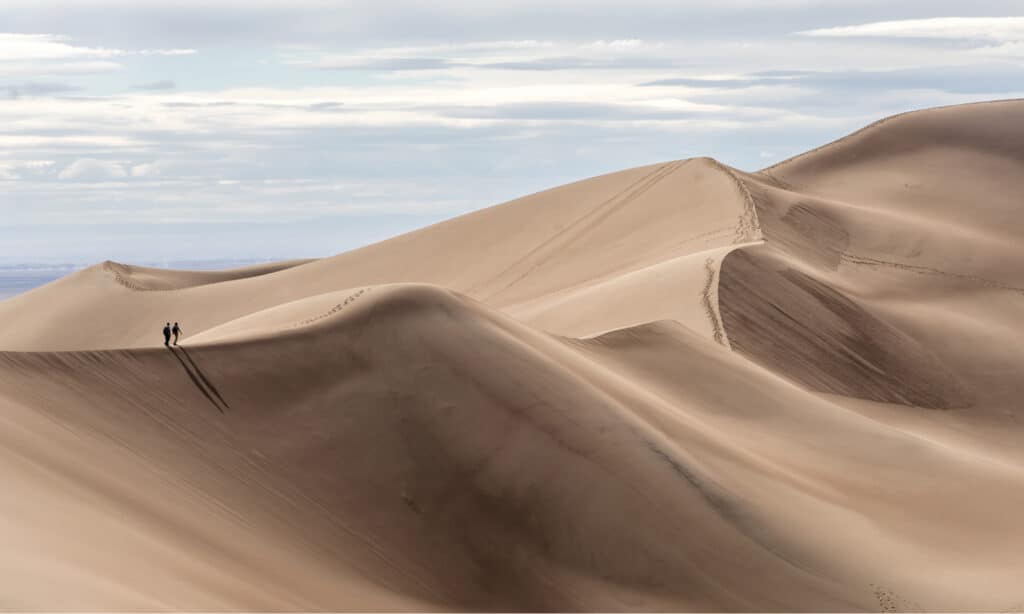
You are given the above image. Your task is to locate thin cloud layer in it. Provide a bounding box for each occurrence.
[0,33,196,77]
[57,158,127,181]
[2,2,1024,264]
[800,16,1024,40]
[0,33,122,60]
[132,80,176,90]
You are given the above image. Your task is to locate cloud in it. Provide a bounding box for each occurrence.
[0,33,197,79]
[0,33,122,61]
[57,158,127,180]
[584,39,656,50]
[161,100,237,108]
[641,77,758,88]
[481,55,682,71]
[317,57,457,71]
[645,64,1024,95]
[0,60,122,77]
[130,161,163,177]
[459,40,554,50]
[132,79,176,90]
[307,101,346,111]
[0,33,197,60]
[12,1,999,49]
[139,48,197,56]
[3,81,80,97]
[434,100,742,121]
[799,17,1024,41]
[0,134,141,149]
[972,41,1024,57]
[0,159,55,180]
[301,39,688,73]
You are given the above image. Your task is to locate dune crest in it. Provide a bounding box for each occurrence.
[2,100,1024,610]
[102,259,316,291]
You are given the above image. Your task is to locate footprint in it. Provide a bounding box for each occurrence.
[292,287,373,328]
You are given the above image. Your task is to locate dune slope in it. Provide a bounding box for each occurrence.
[0,157,755,350]
[2,99,1024,611]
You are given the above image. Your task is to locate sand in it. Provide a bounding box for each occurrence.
[1,99,1023,611]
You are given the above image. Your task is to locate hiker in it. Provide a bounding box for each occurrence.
[172,322,182,345]
[163,322,171,347]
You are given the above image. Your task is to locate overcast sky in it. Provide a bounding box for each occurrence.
[3,1,1023,265]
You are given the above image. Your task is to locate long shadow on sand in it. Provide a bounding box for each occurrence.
[168,346,227,414]
[178,346,231,410]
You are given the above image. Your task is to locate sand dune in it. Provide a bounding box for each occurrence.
[1,99,1024,610]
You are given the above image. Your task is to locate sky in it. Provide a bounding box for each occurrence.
[3,1,1024,265]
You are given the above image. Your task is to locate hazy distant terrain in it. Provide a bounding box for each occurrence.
[0,269,71,300]
[0,260,280,300]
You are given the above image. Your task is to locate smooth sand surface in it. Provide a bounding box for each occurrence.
[1,99,1023,610]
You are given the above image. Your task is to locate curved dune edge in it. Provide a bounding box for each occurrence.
[1,100,1024,610]
[185,285,379,345]
[102,258,318,291]
[757,98,1024,176]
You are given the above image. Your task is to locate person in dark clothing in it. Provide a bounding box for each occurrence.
[163,322,171,346]
[172,322,182,345]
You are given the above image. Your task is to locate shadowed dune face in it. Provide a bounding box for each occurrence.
[722,99,1024,411]
[2,100,1024,610]
[755,200,850,271]
[718,248,971,409]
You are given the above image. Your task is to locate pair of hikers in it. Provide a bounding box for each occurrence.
[163,322,182,346]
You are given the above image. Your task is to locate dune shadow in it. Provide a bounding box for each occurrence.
[178,346,231,410]
[168,346,226,414]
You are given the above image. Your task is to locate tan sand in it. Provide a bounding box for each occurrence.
[1,99,1023,610]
